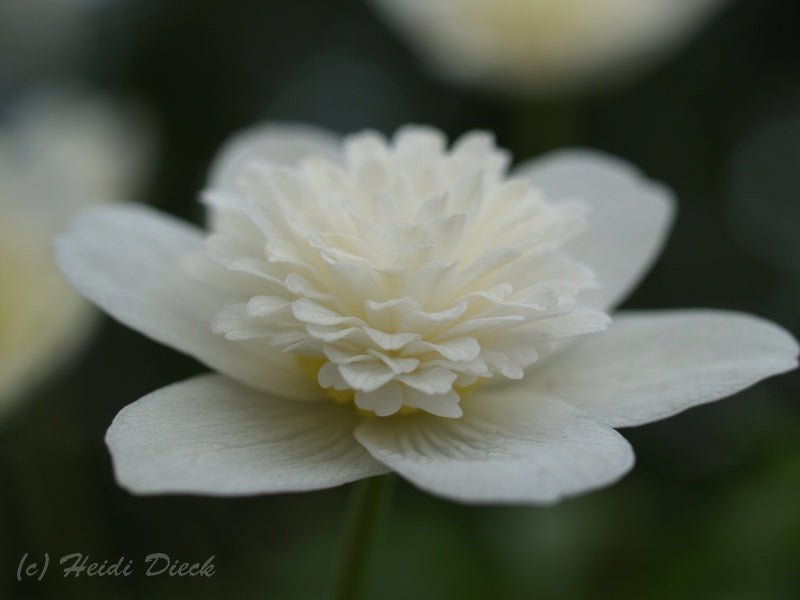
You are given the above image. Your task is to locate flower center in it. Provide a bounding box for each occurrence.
[194,127,609,418]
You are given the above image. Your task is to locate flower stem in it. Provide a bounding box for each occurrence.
[335,475,395,600]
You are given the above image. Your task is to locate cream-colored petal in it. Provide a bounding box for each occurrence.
[535,310,799,428]
[56,204,319,399]
[107,374,387,495]
[355,386,633,504]
[514,150,674,310]
[209,122,342,189]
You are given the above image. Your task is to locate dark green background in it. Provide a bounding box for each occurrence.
[1,0,799,598]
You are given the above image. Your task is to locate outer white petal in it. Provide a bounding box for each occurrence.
[55,204,319,399]
[514,150,675,310]
[355,386,634,504]
[107,374,388,495]
[534,310,799,428]
[209,122,342,188]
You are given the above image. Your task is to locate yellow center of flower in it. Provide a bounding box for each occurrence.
[296,355,485,417]
[297,356,422,416]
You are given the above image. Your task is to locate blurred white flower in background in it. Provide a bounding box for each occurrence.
[0,87,152,417]
[56,124,796,504]
[368,0,728,96]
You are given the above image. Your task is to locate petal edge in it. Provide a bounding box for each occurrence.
[107,374,388,495]
[514,149,675,310]
[535,309,799,428]
[355,388,634,504]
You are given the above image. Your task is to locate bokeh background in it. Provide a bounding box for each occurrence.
[1,0,799,598]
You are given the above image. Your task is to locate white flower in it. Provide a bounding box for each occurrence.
[56,124,797,504]
[0,87,150,416]
[368,0,728,96]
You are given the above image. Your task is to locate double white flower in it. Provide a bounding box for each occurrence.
[57,124,797,504]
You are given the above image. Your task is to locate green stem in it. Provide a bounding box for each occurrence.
[335,475,395,600]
